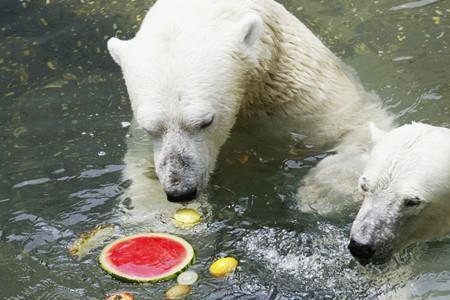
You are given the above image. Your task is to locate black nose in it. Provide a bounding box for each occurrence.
[348,238,375,265]
[166,188,198,203]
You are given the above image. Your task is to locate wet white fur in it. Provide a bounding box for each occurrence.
[108,0,393,225]
[299,121,450,259]
[351,123,450,258]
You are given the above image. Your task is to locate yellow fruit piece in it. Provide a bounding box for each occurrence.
[432,16,441,25]
[209,257,238,277]
[69,224,116,259]
[39,18,49,27]
[165,285,192,299]
[105,292,135,300]
[239,154,250,164]
[173,208,202,228]
[13,127,27,138]
[47,60,57,70]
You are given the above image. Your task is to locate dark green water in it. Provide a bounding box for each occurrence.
[0,0,449,299]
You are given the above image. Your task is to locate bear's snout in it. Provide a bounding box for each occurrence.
[348,238,375,265]
[161,166,200,203]
[157,151,203,202]
[165,187,198,203]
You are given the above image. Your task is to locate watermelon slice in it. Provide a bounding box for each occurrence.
[99,233,195,283]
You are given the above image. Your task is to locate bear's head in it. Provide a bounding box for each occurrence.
[348,123,450,265]
[107,2,265,202]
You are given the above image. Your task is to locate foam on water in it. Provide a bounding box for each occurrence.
[231,224,423,299]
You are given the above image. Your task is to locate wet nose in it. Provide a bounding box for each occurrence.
[165,188,198,203]
[348,238,375,265]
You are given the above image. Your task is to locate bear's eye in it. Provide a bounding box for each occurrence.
[199,115,215,129]
[360,183,369,193]
[143,125,164,137]
[403,197,422,208]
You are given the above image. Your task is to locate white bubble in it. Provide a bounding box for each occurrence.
[121,121,131,128]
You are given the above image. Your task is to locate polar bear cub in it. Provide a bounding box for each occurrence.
[349,123,450,265]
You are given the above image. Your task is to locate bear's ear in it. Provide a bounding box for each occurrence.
[107,37,128,66]
[238,14,264,48]
[369,122,387,144]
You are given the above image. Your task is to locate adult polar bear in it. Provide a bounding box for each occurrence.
[108,0,392,222]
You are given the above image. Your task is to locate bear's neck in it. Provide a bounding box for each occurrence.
[239,0,392,145]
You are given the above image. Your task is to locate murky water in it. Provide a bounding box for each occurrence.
[1,0,449,299]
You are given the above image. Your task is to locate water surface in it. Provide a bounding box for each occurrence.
[0,0,449,299]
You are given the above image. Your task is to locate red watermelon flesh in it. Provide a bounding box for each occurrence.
[99,233,195,283]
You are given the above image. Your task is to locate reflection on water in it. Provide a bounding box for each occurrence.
[0,0,449,299]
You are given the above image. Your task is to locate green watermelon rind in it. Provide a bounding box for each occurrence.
[99,233,195,283]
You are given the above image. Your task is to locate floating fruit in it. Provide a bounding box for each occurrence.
[105,291,135,300]
[209,257,238,277]
[239,154,250,164]
[69,224,116,260]
[177,270,199,285]
[164,284,192,299]
[172,208,202,228]
[99,233,195,283]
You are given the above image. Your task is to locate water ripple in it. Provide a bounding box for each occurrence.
[390,0,440,11]
[13,178,51,189]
